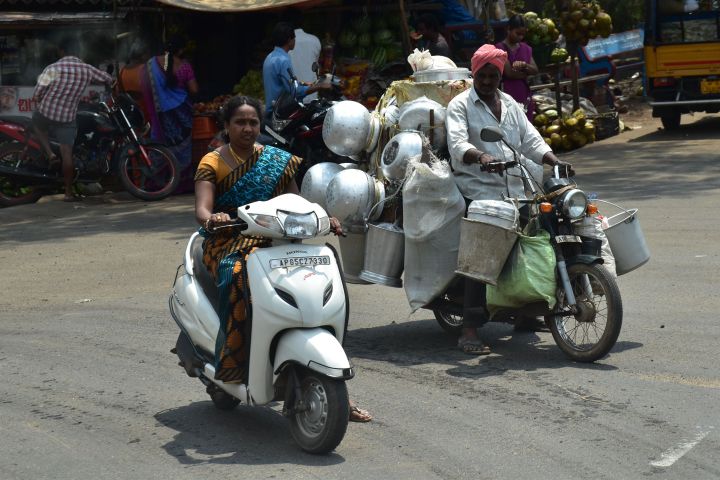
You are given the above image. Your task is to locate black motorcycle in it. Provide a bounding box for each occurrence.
[429,126,623,363]
[0,93,180,207]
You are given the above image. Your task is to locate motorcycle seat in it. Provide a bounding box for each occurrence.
[190,234,221,313]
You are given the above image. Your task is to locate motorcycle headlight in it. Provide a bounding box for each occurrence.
[561,189,588,219]
[277,211,318,238]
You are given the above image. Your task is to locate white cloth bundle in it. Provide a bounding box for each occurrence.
[406,48,457,72]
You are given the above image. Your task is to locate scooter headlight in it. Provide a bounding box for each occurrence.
[561,189,588,219]
[277,211,318,238]
[249,214,284,234]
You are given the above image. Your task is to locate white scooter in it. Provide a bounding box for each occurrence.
[169,194,353,454]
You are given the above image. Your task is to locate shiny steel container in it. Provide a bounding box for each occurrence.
[300,162,344,210]
[322,100,372,157]
[398,97,447,151]
[325,169,385,226]
[380,130,423,182]
[411,67,471,82]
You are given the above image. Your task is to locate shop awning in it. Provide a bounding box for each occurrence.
[154,0,328,13]
[0,11,122,25]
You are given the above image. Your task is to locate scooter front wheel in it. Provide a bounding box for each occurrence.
[289,369,349,454]
[546,263,623,362]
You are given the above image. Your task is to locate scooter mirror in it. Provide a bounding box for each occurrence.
[480,126,504,143]
[312,62,319,74]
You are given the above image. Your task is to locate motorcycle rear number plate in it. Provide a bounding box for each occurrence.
[555,235,581,243]
[270,256,331,269]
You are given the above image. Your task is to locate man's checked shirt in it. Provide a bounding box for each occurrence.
[33,56,112,123]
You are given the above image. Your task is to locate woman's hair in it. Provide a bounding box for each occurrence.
[220,95,263,124]
[272,22,296,48]
[163,35,186,88]
[507,14,527,30]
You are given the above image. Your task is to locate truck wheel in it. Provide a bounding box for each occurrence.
[661,111,681,130]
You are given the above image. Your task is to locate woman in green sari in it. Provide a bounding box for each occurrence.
[194,96,371,422]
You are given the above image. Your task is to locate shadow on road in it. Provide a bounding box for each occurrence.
[627,115,720,144]
[0,193,195,244]
[345,318,636,378]
[154,402,346,466]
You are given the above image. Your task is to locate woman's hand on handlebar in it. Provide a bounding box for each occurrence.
[205,212,232,232]
[329,217,346,237]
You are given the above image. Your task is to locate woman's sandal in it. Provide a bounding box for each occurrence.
[349,404,372,423]
[458,338,491,356]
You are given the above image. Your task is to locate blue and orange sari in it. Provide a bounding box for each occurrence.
[194,144,302,382]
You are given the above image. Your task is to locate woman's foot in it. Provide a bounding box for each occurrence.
[349,402,372,423]
[63,194,82,202]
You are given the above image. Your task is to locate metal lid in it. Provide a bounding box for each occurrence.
[467,200,519,223]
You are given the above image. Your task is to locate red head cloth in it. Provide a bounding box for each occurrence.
[471,44,508,77]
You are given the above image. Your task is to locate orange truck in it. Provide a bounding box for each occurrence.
[644,0,720,129]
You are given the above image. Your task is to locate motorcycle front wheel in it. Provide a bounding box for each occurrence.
[118,143,179,201]
[546,263,623,363]
[288,369,349,454]
[0,143,43,207]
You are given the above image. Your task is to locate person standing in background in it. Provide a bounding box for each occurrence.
[262,22,331,120]
[32,37,112,202]
[496,14,539,122]
[411,13,452,57]
[116,39,151,121]
[287,10,322,104]
[145,36,199,193]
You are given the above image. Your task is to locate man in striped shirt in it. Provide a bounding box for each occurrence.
[33,37,113,201]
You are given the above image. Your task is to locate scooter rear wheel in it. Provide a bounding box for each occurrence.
[546,263,623,362]
[289,369,349,454]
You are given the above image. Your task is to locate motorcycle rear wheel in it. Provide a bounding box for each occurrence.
[288,369,349,454]
[0,143,43,207]
[433,306,463,336]
[118,143,179,201]
[546,263,622,363]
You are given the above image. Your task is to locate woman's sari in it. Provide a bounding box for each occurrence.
[145,56,194,192]
[194,144,302,382]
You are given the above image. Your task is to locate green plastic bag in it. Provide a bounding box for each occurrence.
[486,229,557,318]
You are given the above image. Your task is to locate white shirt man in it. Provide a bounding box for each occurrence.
[288,28,321,104]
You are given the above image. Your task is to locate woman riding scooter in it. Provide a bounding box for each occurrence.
[193,95,371,422]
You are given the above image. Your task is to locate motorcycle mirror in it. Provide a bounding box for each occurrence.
[480,126,504,143]
[312,62,319,74]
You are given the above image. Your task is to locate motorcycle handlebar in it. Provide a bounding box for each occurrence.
[480,160,517,173]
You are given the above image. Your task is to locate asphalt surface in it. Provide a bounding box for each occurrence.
[1,112,719,479]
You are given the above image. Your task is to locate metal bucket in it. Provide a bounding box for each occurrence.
[456,218,518,286]
[359,223,405,287]
[602,203,650,275]
[338,230,371,284]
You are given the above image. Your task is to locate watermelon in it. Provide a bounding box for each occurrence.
[338,30,357,49]
[385,42,403,61]
[357,32,372,48]
[371,47,387,68]
[353,47,368,59]
[375,29,394,45]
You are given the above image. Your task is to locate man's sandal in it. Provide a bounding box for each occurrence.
[458,338,491,356]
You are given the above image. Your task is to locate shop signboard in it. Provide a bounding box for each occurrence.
[0,85,105,117]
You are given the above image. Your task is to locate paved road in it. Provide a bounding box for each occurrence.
[1,114,719,479]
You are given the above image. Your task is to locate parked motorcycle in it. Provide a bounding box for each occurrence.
[169,193,353,454]
[429,126,623,363]
[260,66,348,183]
[0,93,180,207]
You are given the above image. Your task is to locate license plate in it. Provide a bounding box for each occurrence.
[700,79,720,95]
[270,256,331,269]
[555,235,581,243]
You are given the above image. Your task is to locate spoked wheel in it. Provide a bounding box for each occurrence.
[118,143,180,201]
[0,143,43,207]
[207,385,240,411]
[433,301,463,336]
[546,263,623,362]
[288,369,349,454]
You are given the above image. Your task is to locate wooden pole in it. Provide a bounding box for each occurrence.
[398,0,412,55]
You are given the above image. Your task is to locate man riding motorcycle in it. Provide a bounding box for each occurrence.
[446,44,573,355]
